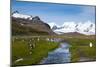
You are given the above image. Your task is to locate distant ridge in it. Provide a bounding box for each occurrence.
[48,21,95,35]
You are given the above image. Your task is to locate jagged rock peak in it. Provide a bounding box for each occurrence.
[32,16,40,21]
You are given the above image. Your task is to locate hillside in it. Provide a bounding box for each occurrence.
[12,13,55,36]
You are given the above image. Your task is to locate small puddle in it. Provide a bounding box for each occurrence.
[40,42,71,64]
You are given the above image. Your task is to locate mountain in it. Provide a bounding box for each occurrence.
[12,11,33,20]
[48,21,95,35]
[12,12,55,35]
[60,32,85,36]
[12,11,95,36]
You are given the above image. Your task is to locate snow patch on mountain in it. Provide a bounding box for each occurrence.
[12,12,33,20]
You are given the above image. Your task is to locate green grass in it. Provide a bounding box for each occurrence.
[12,37,59,66]
[65,38,96,62]
[11,35,96,66]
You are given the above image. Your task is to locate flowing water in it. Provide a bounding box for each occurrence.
[40,42,71,64]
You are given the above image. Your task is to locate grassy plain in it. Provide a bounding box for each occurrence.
[12,35,96,66]
[12,37,59,66]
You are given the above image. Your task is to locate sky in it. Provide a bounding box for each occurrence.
[12,0,96,25]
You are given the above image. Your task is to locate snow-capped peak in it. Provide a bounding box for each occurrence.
[62,21,76,27]
[48,22,59,29]
[48,21,95,35]
[12,12,33,20]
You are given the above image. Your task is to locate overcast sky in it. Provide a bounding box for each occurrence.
[12,0,96,25]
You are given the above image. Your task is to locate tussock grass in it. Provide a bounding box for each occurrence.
[65,38,96,62]
[12,37,59,66]
[11,35,96,66]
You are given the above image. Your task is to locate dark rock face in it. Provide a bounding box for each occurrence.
[12,16,55,35]
[52,25,58,30]
[12,11,19,15]
[32,16,40,21]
